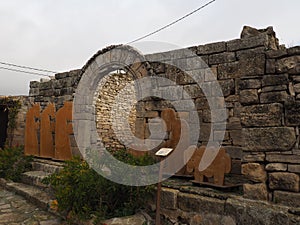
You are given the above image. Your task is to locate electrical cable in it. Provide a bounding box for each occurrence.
[0,66,52,78]
[126,0,216,44]
[0,61,57,73]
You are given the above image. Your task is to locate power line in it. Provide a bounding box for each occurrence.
[0,66,52,78]
[0,61,58,74]
[126,0,216,44]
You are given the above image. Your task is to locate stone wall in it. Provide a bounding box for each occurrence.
[0,96,29,147]
[96,72,136,150]
[26,26,300,207]
[148,184,300,225]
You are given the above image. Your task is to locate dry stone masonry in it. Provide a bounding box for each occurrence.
[7,26,299,222]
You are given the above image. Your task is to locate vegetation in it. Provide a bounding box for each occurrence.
[0,146,33,182]
[43,150,156,222]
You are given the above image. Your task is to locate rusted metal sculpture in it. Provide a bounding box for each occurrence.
[40,103,55,158]
[186,146,231,186]
[54,101,73,160]
[24,103,40,156]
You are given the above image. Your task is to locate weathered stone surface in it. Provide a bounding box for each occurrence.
[224,146,242,159]
[227,33,268,51]
[261,85,287,92]
[266,59,276,74]
[213,79,235,97]
[269,172,299,192]
[294,83,300,93]
[197,41,226,55]
[103,213,146,225]
[240,103,282,127]
[217,61,240,80]
[161,187,179,210]
[178,192,225,214]
[239,89,259,105]
[243,127,296,151]
[225,196,298,225]
[260,91,288,104]
[209,52,236,65]
[266,49,287,59]
[288,164,300,173]
[262,74,288,87]
[238,79,261,90]
[276,56,300,73]
[230,130,244,146]
[265,163,287,171]
[274,191,300,207]
[285,101,300,126]
[266,153,300,164]
[243,183,268,200]
[238,54,265,77]
[242,163,267,182]
[242,152,265,162]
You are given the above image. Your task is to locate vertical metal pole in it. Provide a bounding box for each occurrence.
[155,157,163,225]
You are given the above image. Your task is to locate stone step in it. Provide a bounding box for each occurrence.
[32,158,64,174]
[0,178,53,211]
[21,170,52,188]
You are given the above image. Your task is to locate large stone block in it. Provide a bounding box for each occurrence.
[276,56,300,73]
[227,34,268,51]
[238,79,261,90]
[242,163,267,182]
[239,89,259,105]
[274,191,300,207]
[269,172,299,192]
[266,59,276,74]
[243,183,268,200]
[240,103,282,127]
[266,153,300,164]
[243,127,296,151]
[161,188,179,210]
[285,101,300,126]
[197,41,226,55]
[262,74,288,87]
[208,52,236,65]
[260,91,288,104]
[238,54,265,77]
[217,61,240,80]
[177,192,225,214]
[212,79,235,97]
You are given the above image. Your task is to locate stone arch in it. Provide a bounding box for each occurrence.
[73,45,150,155]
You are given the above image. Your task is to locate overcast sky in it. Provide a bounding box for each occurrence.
[0,0,299,95]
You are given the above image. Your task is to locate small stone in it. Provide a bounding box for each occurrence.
[269,172,299,192]
[161,188,179,210]
[238,79,261,90]
[209,52,236,65]
[265,163,287,171]
[243,183,268,200]
[273,191,300,207]
[242,152,265,162]
[288,164,300,173]
[240,89,259,105]
[242,163,267,182]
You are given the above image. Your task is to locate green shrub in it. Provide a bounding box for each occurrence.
[0,146,33,182]
[43,150,156,221]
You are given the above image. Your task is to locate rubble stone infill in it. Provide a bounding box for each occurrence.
[0,187,61,225]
